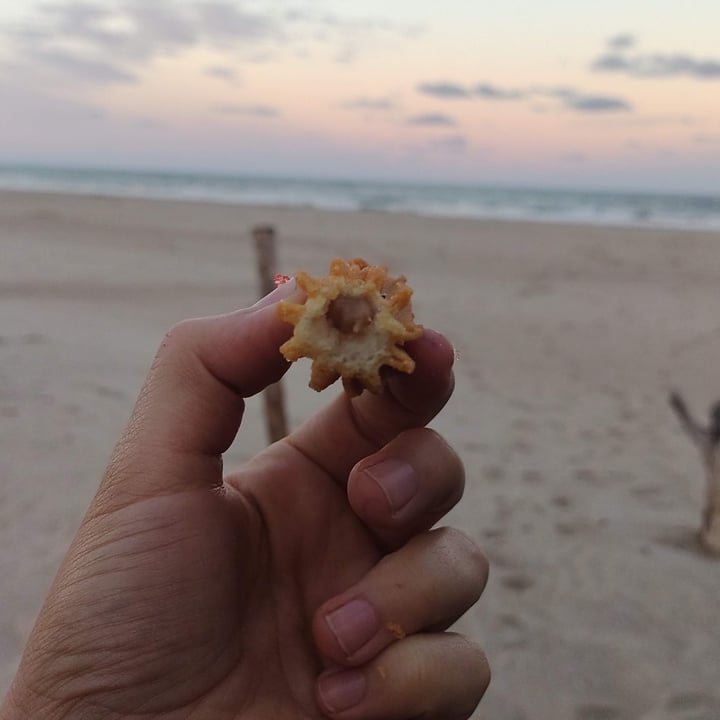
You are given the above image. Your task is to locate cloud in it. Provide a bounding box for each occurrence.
[592,37,720,80]
[281,7,421,38]
[528,86,632,113]
[645,55,720,79]
[195,2,279,43]
[1,1,420,90]
[414,78,628,113]
[417,82,469,99]
[416,81,526,101]
[607,34,636,51]
[594,52,720,79]
[621,114,695,127]
[31,1,202,64]
[475,83,527,100]
[30,48,138,84]
[205,65,240,82]
[343,97,396,111]
[214,104,280,117]
[556,90,632,113]
[413,77,631,114]
[406,113,456,127]
[592,53,632,72]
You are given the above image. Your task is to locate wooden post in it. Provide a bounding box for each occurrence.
[669,392,720,555]
[253,225,288,444]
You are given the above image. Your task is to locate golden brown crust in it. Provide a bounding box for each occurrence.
[277,258,423,395]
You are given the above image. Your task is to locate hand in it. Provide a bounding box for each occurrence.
[1,280,490,720]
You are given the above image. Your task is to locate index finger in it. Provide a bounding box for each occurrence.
[286,329,455,486]
[95,281,304,509]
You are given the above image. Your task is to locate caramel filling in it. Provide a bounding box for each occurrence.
[327,295,376,334]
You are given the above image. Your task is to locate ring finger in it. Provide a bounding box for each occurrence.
[313,526,488,667]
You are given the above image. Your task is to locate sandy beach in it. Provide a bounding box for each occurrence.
[1,189,720,720]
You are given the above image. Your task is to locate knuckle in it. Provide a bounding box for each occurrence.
[151,319,206,386]
[160,318,202,353]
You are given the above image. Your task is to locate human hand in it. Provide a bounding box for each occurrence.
[1,280,490,720]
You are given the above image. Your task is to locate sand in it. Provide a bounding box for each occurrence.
[1,190,719,720]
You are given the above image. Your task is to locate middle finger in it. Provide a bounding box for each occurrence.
[346,427,465,548]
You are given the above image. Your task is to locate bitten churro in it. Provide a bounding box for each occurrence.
[277,258,423,395]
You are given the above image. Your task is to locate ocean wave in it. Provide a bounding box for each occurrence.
[1,165,719,232]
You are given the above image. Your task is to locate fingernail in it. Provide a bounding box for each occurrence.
[251,277,298,310]
[318,670,367,713]
[364,459,418,514]
[325,598,378,656]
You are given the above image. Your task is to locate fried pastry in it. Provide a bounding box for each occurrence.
[277,258,423,395]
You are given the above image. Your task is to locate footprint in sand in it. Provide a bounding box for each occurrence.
[574,704,624,720]
[511,437,532,455]
[500,573,535,593]
[654,528,705,556]
[510,398,533,413]
[498,612,529,649]
[522,469,544,484]
[462,440,487,453]
[93,385,128,401]
[606,424,625,441]
[619,406,637,422]
[665,691,720,719]
[574,468,598,484]
[63,403,82,416]
[579,428,598,442]
[630,484,665,505]
[483,464,505,482]
[511,417,535,432]
[554,519,596,536]
[555,521,578,536]
[551,494,573,509]
[482,527,506,541]
[518,280,553,299]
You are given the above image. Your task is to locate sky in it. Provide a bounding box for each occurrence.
[1,0,720,192]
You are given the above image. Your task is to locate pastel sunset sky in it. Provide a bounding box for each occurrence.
[1,0,720,192]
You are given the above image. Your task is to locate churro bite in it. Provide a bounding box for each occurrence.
[277,258,423,395]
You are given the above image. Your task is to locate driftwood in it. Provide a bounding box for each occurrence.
[253,225,288,444]
[669,391,720,555]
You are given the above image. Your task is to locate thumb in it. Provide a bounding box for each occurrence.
[97,280,303,509]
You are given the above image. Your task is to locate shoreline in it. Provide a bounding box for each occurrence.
[2,188,720,238]
[1,183,719,234]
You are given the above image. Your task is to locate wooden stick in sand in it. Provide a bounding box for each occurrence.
[669,391,720,555]
[253,224,288,444]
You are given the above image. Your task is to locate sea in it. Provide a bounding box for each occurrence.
[1,164,720,232]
